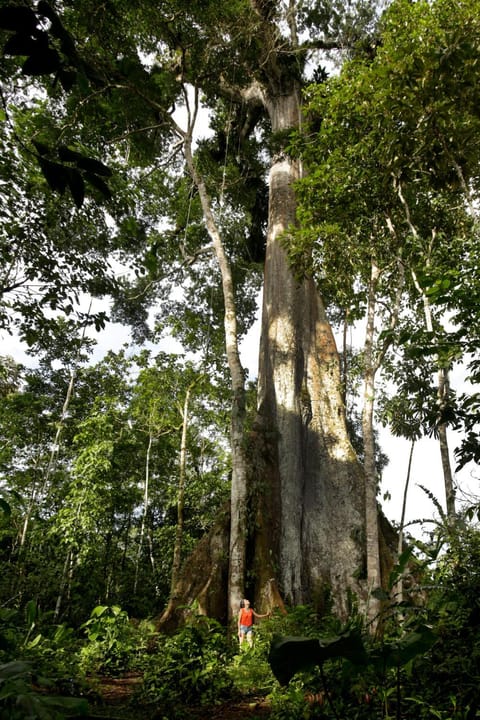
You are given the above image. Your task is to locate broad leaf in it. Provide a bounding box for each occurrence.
[66,167,85,208]
[269,629,368,685]
[22,47,61,76]
[37,157,69,193]
[0,6,38,33]
[3,33,39,57]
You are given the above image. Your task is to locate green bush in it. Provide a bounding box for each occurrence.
[401,523,480,718]
[0,660,88,720]
[79,604,155,675]
[139,616,234,715]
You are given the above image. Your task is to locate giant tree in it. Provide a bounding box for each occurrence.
[1,0,393,621]
[291,0,480,609]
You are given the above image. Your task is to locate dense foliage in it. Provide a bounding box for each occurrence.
[291,0,480,473]
[1,0,480,716]
[0,350,231,624]
[0,517,480,719]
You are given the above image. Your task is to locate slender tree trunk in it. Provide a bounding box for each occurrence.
[20,369,76,552]
[360,232,404,628]
[165,382,193,615]
[172,384,191,587]
[397,184,456,519]
[134,431,153,596]
[54,494,85,621]
[182,104,249,621]
[341,311,349,408]
[19,478,39,549]
[411,268,456,518]
[362,260,382,627]
[53,548,73,622]
[395,439,415,605]
[438,368,455,517]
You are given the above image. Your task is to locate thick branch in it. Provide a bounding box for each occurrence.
[218,75,266,109]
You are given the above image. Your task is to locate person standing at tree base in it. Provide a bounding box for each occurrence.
[238,598,268,646]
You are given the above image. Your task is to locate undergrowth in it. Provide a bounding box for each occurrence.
[1,517,480,719]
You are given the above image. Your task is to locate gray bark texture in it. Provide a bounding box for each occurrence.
[158,5,400,629]
[251,88,367,618]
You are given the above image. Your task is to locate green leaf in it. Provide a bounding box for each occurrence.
[0,498,11,515]
[374,625,436,669]
[90,605,109,617]
[25,599,37,626]
[85,172,112,199]
[40,695,89,714]
[371,586,390,601]
[0,660,32,680]
[32,139,51,156]
[268,629,368,685]
[58,146,112,177]
[75,156,113,177]
[66,167,85,208]
[37,157,69,193]
[26,633,42,649]
[388,546,415,590]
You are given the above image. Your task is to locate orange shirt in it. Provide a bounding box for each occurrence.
[239,607,254,627]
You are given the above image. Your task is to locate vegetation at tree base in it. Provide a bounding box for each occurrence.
[1,520,480,719]
[1,0,480,717]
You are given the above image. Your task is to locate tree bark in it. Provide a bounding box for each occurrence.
[182,104,249,621]
[437,368,456,518]
[362,260,382,627]
[252,86,367,617]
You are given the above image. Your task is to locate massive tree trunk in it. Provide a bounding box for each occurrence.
[251,86,367,617]
[158,3,391,629]
[159,85,369,628]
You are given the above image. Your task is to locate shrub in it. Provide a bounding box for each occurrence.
[79,604,154,675]
[139,616,234,715]
[0,660,88,720]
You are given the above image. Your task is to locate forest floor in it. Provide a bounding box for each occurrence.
[94,674,272,719]
[188,697,271,719]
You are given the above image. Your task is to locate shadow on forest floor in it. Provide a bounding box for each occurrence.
[187,697,271,719]
[92,674,272,719]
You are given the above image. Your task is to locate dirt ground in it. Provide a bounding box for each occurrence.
[188,697,272,719]
[94,674,272,719]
